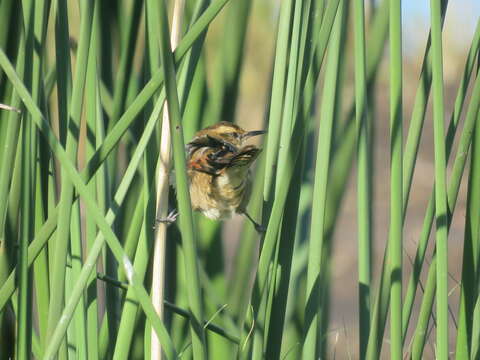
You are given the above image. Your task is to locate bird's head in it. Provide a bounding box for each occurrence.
[198,121,266,147]
[186,121,266,157]
[185,122,266,176]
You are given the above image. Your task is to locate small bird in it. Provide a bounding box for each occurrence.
[186,121,266,232]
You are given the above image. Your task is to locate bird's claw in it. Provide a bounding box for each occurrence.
[154,210,179,228]
[243,212,266,234]
[254,223,267,233]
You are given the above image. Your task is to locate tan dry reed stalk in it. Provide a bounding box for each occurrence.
[0,103,21,113]
[151,0,185,359]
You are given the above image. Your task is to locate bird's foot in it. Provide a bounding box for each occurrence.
[254,223,266,233]
[243,212,266,234]
[155,210,178,228]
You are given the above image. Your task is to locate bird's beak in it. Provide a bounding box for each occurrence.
[242,130,267,140]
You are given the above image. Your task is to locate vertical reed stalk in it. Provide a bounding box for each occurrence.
[156,0,207,357]
[456,95,480,358]
[45,2,94,357]
[303,2,344,358]
[410,63,480,358]
[353,1,371,357]
[430,0,449,358]
[389,0,403,358]
[402,17,480,341]
[151,0,185,359]
[84,25,101,359]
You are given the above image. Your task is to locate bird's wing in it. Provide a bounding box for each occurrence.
[228,146,261,167]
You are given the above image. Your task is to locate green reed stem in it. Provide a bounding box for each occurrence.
[84,27,101,360]
[263,0,293,201]
[303,1,344,358]
[45,0,94,352]
[389,0,403,358]
[410,256,437,360]
[456,96,480,359]
[17,0,35,357]
[430,0,449,357]
[353,0,371,357]
[157,0,207,357]
[402,16,480,342]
